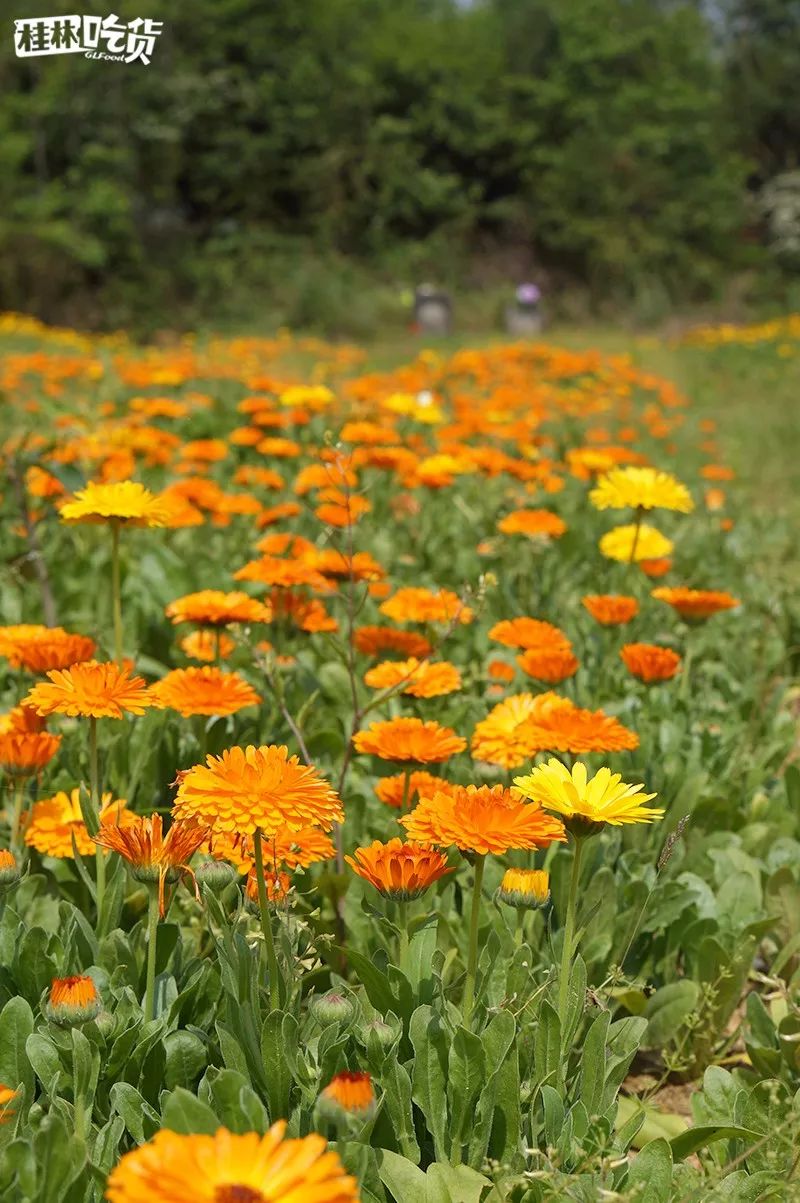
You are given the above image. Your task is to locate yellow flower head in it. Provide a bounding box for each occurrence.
[599,523,673,564]
[589,467,693,513]
[60,480,171,527]
[513,759,662,832]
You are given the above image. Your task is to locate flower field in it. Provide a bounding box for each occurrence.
[0,313,798,1202]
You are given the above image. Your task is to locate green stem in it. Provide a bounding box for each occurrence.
[111,521,123,666]
[680,638,693,702]
[397,900,410,972]
[143,884,159,1023]
[10,778,26,854]
[514,908,525,949]
[628,506,644,566]
[88,716,106,926]
[254,827,281,1012]
[557,837,585,1030]
[462,854,486,1029]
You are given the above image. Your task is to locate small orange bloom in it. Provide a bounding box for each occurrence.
[375,770,442,809]
[651,586,740,620]
[150,667,261,717]
[639,557,672,578]
[179,630,235,662]
[364,657,461,698]
[346,837,453,900]
[472,691,638,768]
[26,788,131,858]
[354,717,466,764]
[489,617,571,652]
[166,590,271,627]
[320,1070,376,1116]
[516,648,579,683]
[380,587,473,625]
[0,625,96,673]
[46,975,101,1023]
[582,594,639,626]
[488,659,515,682]
[400,783,566,855]
[24,660,152,720]
[0,1084,18,1123]
[354,626,433,659]
[497,508,567,538]
[95,813,208,911]
[0,728,61,776]
[621,643,681,683]
[245,868,292,906]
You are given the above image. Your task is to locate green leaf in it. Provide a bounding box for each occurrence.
[25,1032,61,1098]
[447,1025,485,1158]
[580,1010,610,1117]
[409,1005,449,1163]
[161,1087,219,1135]
[380,1059,420,1162]
[0,997,34,1105]
[670,1124,761,1161]
[533,1000,561,1087]
[644,981,700,1047]
[260,1010,295,1122]
[376,1149,427,1203]
[627,1137,674,1202]
[109,1082,160,1143]
[164,1030,207,1091]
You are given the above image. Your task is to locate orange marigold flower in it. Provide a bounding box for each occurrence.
[621,643,681,683]
[701,464,735,481]
[150,667,261,718]
[488,660,515,682]
[234,556,331,592]
[256,501,303,527]
[179,630,236,662]
[173,745,344,836]
[497,508,567,538]
[489,617,572,652]
[95,813,208,911]
[59,479,171,526]
[375,770,442,809]
[651,586,740,620]
[354,717,466,764]
[0,1084,18,1124]
[582,594,639,625]
[354,626,433,659]
[105,1122,359,1203]
[244,868,292,906]
[0,728,61,776]
[517,647,579,683]
[166,590,271,627]
[206,826,336,874]
[346,837,453,900]
[315,492,371,527]
[0,625,96,673]
[639,557,672,578]
[472,691,638,768]
[363,657,462,698]
[400,783,566,856]
[380,587,473,625]
[319,1071,376,1117]
[46,974,101,1024]
[26,788,131,858]
[24,660,152,719]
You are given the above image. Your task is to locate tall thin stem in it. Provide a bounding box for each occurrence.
[143,883,159,1023]
[88,716,105,925]
[557,837,585,1029]
[680,636,693,702]
[397,900,410,973]
[10,778,26,854]
[628,505,644,566]
[110,521,123,666]
[254,827,281,1012]
[462,854,486,1028]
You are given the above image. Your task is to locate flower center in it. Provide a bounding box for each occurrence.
[214,1188,265,1203]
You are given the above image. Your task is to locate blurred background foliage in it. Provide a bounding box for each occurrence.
[1,0,799,335]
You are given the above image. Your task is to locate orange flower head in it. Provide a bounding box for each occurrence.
[105,1121,359,1203]
[0,625,96,673]
[173,745,344,836]
[0,1084,18,1124]
[46,974,101,1025]
[26,788,131,858]
[516,648,579,684]
[488,617,571,652]
[639,557,672,578]
[245,868,292,907]
[582,594,639,626]
[24,660,152,720]
[205,825,336,875]
[0,728,61,777]
[375,770,442,809]
[166,590,271,627]
[179,630,236,662]
[400,783,566,856]
[651,586,740,621]
[346,838,453,900]
[620,643,681,683]
[472,691,639,769]
[354,626,433,659]
[354,717,466,764]
[60,479,171,526]
[0,849,20,889]
[497,508,567,538]
[380,587,473,625]
[364,657,462,698]
[319,1071,376,1119]
[150,667,261,718]
[95,814,208,908]
[497,867,550,910]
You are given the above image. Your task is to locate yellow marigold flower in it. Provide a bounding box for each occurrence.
[400,783,566,855]
[26,788,131,858]
[172,745,344,836]
[589,466,693,513]
[497,867,550,909]
[60,480,171,527]
[345,838,453,900]
[150,667,261,718]
[363,657,462,698]
[105,1121,359,1203]
[24,661,152,720]
[513,759,662,834]
[599,523,673,564]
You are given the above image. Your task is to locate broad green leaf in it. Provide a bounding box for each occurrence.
[670,1124,761,1161]
[447,1025,485,1157]
[579,1010,610,1116]
[260,1010,296,1121]
[164,1030,207,1091]
[161,1087,219,1134]
[533,1000,561,1087]
[380,1059,419,1162]
[627,1137,674,1202]
[409,1005,449,1163]
[0,997,34,1104]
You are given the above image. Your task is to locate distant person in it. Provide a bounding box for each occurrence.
[505,282,543,337]
[414,284,453,336]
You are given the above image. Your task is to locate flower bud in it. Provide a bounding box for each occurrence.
[497,868,550,910]
[45,975,101,1026]
[310,991,354,1027]
[317,1070,376,1124]
[0,850,21,892]
[195,857,238,892]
